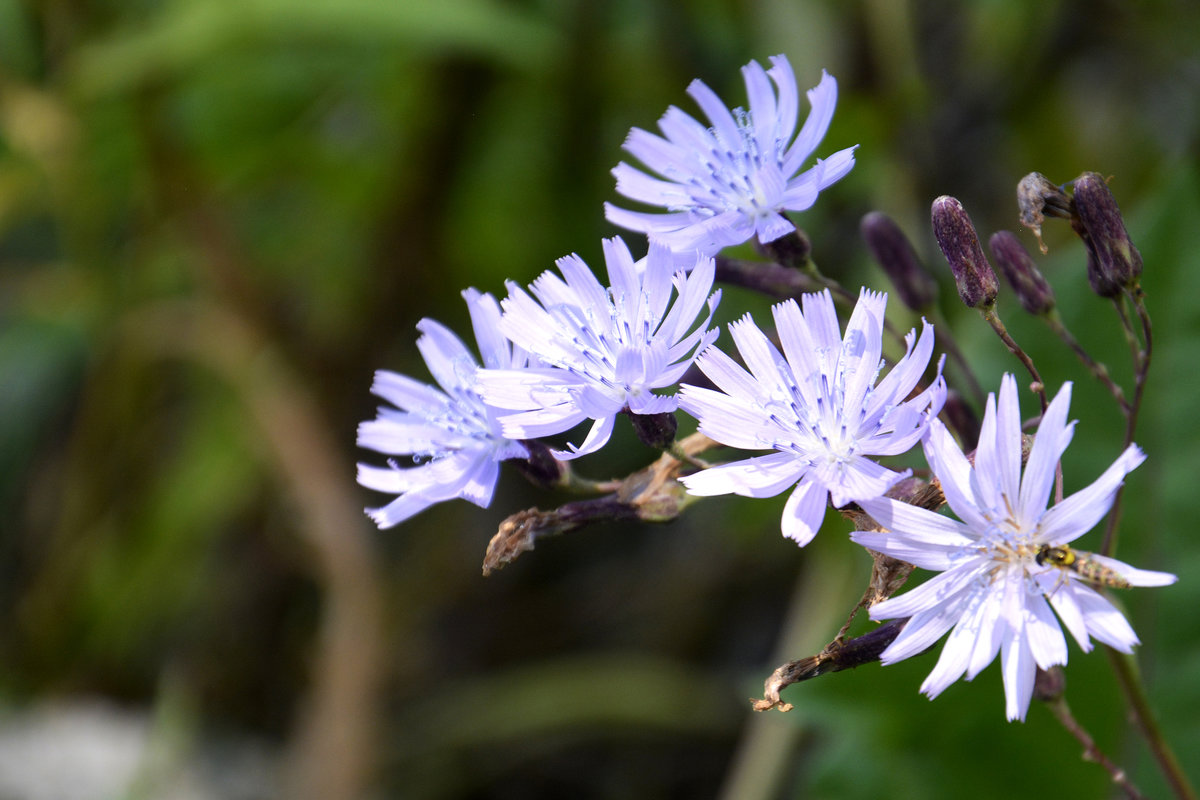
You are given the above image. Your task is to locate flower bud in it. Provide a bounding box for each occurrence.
[1017,172,1072,253]
[988,230,1055,315]
[511,439,568,489]
[931,196,998,309]
[1073,172,1142,297]
[757,227,812,270]
[860,211,938,311]
[1033,665,1067,703]
[627,410,678,451]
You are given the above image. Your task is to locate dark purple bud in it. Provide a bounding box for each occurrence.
[627,410,678,450]
[931,196,998,309]
[512,439,567,489]
[1017,172,1073,253]
[988,231,1055,315]
[756,228,812,270]
[860,212,938,311]
[1033,665,1067,703]
[1073,172,1142,297]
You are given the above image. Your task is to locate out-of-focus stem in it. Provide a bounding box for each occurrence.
[1105,649,1197,800]
[1043,693,1146,799]
[124,301,384,800]
[715,545,861,800]
[1043,310,1129,413]
[1101,289,1152,557]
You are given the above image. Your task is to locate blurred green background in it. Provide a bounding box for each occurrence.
[1,0,1197,798]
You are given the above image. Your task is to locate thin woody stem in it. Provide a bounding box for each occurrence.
[1043,694,1147,799]
[1100,289,1152,557]
[1090,288,1184,799]
[931,308,988,407]
[979,305,1062,500]
[979,305,1049,414]
[1043,310,1129,414]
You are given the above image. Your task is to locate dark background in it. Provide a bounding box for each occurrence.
[1,0,1197,797]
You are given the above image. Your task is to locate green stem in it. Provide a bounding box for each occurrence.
[1043,310,1129,414]
[979,305,1048,414]
[1043,692,1146,799]
[1105,649,1196,800]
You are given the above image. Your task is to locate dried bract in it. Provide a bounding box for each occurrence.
[1017,172,1073,253]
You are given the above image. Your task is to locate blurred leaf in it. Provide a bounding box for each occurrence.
[70,0,562,96]
[0,0,38,79]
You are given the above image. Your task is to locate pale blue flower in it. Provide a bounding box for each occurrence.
[851,375,1175,721]
[476,238,721,460]
[604,55,857,256]
[356,289,529,528]
[679,288,945,545]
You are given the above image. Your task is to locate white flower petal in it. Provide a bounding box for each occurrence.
[1072,583,1141,652]
[1038,443,1146,545]
[922,419,992,532]
[608,58,853,253]
[781,479,828,546]
[1017,381,1075,522]
[357,295,527,527]
[1024,594,1069,670]
[680,452,806,498]
[863,372,1171,720]
[684,288,940,544]
[1001,630,1037,722]
[552,414,617,461]
[879,600,962,664]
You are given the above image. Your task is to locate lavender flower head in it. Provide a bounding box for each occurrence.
[679,288,946,545]
[604,55,857,257]
[476,237,721,460]
[851,375,1175,721]
[356,289,530,528]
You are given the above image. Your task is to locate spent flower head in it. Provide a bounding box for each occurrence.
[356,289,530,528]
[476,237,721,460]
[679,288,946,545]
[851,375,1175,721]
[604,55,857,257]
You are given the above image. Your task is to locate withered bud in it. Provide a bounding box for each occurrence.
[1017,172,1073,253]
[860,211,938,310]
[627,410,678,451]
[988,230,1056,315]
[1073,172,1142,297]
[931,195,998,309]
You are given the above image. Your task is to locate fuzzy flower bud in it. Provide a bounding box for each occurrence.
[1073,172,1142,298]
[988,230,1055,315]
[931,196,998,309]
[860,211,938,310]
[627,410,679,451]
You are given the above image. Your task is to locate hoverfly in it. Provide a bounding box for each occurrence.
[1035,544,1130,589]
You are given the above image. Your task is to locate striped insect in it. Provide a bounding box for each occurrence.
[1035,544,1131,590]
